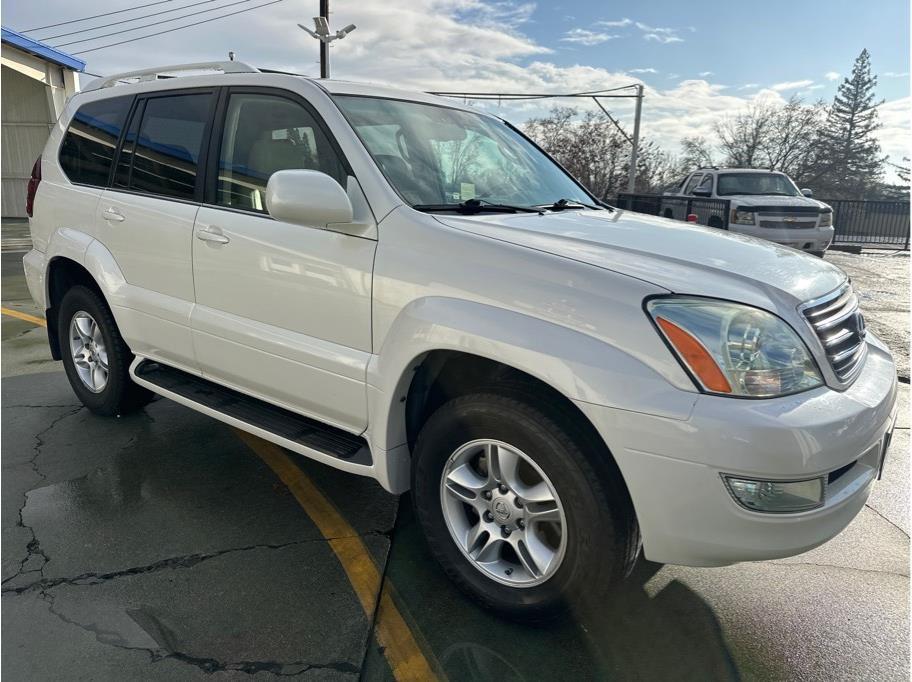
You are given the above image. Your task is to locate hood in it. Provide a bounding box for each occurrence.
[434,208,847,309]
[726,194,830,210]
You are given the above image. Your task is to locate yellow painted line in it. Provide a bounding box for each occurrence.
[234,430,439,681]
[1,307,46,327]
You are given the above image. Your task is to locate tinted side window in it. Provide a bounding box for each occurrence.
[696,174,713,193]
[59,96,132,186]
[682,173,703,194]
[130,94,212,200]
[216,93,347,212]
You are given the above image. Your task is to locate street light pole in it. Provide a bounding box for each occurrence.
[626,84,643,193]
[319,0,329,78]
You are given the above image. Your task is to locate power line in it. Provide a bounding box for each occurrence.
[23,0,180,33]
[39,0,224,42]
[57,0,257,48]
[73,0,288,55]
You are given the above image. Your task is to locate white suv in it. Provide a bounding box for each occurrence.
[23,63,897,620]
[664,167,836,255]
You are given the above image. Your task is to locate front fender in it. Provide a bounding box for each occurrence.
[366,296,698,455]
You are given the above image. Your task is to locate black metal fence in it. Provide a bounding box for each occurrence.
[614,193,731,229]
[827,200,909,249]
[614,193,910,250]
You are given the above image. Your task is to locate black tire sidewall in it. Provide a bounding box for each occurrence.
[411,394,628,619]
[58,286,139,416]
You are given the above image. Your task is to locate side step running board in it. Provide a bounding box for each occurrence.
[131,359,372,467]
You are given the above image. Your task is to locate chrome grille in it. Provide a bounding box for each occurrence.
[758,211,820,229]
[800,283,867,383]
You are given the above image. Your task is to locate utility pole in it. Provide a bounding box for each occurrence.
[626,84,644,193]
[298,3,356,79]
[319,0,329,78]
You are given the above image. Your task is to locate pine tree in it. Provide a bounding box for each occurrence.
[816,49,886,198]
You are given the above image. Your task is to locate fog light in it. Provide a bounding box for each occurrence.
[723,475,825,513]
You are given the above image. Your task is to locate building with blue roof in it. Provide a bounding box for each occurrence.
[2,26,85,217]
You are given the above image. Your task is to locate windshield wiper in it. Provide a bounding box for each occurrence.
[412,198,544,215]
[542,198,604,211]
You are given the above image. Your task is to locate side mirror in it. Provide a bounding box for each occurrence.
[692,187,711,197]
[801,188,814,197]
[265,169,353,227]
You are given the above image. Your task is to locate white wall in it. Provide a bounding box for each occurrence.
[1,45,80,217]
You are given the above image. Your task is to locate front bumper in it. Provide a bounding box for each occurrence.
[577,334,897,567]
[732,224,835,252]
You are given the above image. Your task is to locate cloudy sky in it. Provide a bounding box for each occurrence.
[6,0,910,174]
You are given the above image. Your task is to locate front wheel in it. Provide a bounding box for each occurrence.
[411,392,638,621]
[58,286,152,416]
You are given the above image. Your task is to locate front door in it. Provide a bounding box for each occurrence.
[190,89,375,433]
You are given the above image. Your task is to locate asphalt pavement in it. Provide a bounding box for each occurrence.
[2,246,909,681]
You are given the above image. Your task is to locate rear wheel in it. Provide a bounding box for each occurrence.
[411,391,638,621]
[58,286,152,416]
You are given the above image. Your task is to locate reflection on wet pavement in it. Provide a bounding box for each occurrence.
[362,501,738,681]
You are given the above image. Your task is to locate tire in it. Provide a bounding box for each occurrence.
[708,217,724,229]
[663,209,674,220]
[411,391,638,621]
[58,285,152,416]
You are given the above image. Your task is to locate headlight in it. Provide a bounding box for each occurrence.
[731,209,755,225]
[819,211,833,227]
[648,298,823,397]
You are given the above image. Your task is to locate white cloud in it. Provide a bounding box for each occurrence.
[884,71,910,78]
[698,71,714,77]
[561,28,618,46]
[634,21,685,43]
[738,83,760,90]
[876,97,912,169]
[628,67,658,74]
[824,71,841,81]
[643,33,684,44]
[771,79,815,91]
[596,18,633,27]
[806,84,825,90]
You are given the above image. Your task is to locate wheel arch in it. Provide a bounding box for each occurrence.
[365,296,692,496]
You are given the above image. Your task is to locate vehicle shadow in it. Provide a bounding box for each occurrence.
[365,497,740,681]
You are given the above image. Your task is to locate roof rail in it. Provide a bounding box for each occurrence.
[82,61,260,92]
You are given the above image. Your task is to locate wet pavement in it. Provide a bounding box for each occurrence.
[2,248,909,680]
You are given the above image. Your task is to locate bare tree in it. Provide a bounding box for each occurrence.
[714,102,777,168]
[525,107,677,199]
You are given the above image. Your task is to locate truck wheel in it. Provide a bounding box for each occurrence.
[58,285,152,416]
[411,392,638,621]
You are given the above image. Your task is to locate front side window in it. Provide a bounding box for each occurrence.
[333,95,592,208]
[129,93,213,200]
[716,173,800,197]
[59,96,132,186]
[682,174,703,194]
[216,93,347,212]
[695,174,713,193]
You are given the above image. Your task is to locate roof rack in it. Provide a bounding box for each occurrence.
[82,61,260,92]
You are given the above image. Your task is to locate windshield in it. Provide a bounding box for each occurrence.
[716,172,801,197]
[333,95,593,209]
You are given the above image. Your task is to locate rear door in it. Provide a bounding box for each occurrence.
[190,88,375,432]
[97,89,217,371]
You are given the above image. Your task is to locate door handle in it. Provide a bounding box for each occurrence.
[102,207,125,223]
[195,225,230,244]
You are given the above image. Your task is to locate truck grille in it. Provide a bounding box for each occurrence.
[800,283,867,383]
[759,211,819,229]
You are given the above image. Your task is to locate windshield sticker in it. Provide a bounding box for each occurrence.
[460,183,476,201]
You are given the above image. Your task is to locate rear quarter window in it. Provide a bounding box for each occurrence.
[59,96,133,186]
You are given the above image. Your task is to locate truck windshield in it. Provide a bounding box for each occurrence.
[332,95,593,210]
[716,172,801,197]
